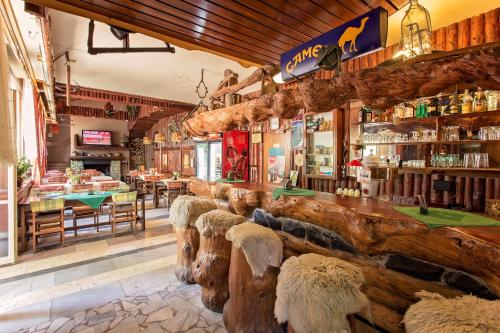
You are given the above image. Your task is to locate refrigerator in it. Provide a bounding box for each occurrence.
[196,141,222,181]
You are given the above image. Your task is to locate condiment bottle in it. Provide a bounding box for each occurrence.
[461,89,473,114]
[473,87,487,112]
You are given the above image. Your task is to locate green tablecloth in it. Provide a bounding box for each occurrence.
[215,179,245,183]
[393,206,500,229]
[272,188,316,200]
[64,191,113,209]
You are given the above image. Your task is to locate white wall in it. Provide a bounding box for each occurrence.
[70,115,130,160]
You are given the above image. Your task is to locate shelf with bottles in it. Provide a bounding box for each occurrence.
[305,111,336,177]
[357,87,499,127]
[352,139,500,146]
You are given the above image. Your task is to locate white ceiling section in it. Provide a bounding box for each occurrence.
[49,9,258,104]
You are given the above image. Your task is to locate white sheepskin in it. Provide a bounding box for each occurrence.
[274,253,369,333]
[211,182,231,200]
[169,195,217,230]
[225,222,283,277]
[195,209,245,237]
[403,291,500,333]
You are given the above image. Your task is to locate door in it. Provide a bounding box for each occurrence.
[196,141,222,180]
[144,144,154,169]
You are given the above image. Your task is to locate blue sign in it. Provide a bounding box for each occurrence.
[280,7,388,81]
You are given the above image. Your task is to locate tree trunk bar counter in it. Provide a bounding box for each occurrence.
[3,0,500,332]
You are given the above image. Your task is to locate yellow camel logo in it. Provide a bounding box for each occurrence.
[338,17,370,53]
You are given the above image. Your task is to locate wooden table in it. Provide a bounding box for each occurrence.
[18,190,146,252]
[153,178,192,208]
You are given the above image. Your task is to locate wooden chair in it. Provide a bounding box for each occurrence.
[109,191,137,233]
[142,176,156,194]
[71,184,100,236]
[99,181,121,192]
[29,197,65,251]
[162,181,183,208]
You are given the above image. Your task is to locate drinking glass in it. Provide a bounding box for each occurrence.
[478,127,488,140]
[474,153,489,168]
[448,126,460,141]
[464,153,475,168]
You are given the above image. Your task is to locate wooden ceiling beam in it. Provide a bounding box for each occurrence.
[25,0,264,67]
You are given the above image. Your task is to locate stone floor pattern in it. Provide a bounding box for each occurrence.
[13,279,225,333]
[0,198,226,333]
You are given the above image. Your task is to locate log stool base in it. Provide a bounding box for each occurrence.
[175,227,200,284]
[193,234,232,312]
[223,247,284,333]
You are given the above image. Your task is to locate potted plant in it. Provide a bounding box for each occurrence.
[120,134,129,148]
[17,156,32,187]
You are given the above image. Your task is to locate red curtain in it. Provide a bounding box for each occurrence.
[32,89,47,183]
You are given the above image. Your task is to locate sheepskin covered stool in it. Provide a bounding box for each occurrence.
[403,291,500,333]
[192,209,245,313]
[169,195,217,283]
[275,253,369,333]
[224,222,284,333]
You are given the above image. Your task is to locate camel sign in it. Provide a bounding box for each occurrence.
[280,7,388,81]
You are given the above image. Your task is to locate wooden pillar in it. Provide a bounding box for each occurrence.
[442,176,455,206]
[193,234,232,312]
[494,178,500,199]
[394,175,404,196]
[455,177,465,207]
[223,247,283,333]
[485,178,495,200]
[379,180,386,197]
[422,174,431,203]
[386,179,394,198]
[403,173,414,198]
[472,178,486,212]
[464,177,473,211]
[413,174,423,198]
[430,174,443,204]
[175,227,200,284]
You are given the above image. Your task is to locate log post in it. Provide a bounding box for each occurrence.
[495,178,500,199]
[422,174,431,203]
[403,173,414,198]
[170,196,217,284]
[445,23,458,51]
[470,14,485,46]
[472,178,486,212]
[430,174,443,204]
[413,174,423,198]
[458,18,471,49]
[442,175,455,206]
[486,178,495,200]
[485,8,499,43]
[193,210,245,312]
[224,223,284,333]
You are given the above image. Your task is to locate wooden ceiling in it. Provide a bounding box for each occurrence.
[26,0,407,66]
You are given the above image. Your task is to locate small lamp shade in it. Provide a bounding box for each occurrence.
[143,136,153,145]
[154,133,166,143]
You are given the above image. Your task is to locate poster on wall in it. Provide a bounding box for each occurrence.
[268,147,285,184]
[222,130,249,181]
[291,120,304,149]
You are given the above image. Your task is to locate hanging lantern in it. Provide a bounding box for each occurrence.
[398,0,432,59]
[142,136,153,145]
[154,132,166,144]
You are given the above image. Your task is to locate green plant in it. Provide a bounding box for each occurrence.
[17,156,32,179]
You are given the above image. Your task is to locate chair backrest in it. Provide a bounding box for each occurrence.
[30,197,65,212]
[38,184,65,192]
[99,181,121,191]
[42,176,68,184]
[112,191,137,203]
[166,181,183,190]
[72,184,93,193]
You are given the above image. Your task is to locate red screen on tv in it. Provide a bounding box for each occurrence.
[82,130,112,145]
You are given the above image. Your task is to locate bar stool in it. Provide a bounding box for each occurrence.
[403,291,499,333]
[169,195,217,283]
[109,191,137,233]
[224,222,284,333]
[29,197,65,251]
[193,209,245,312]
[275,253,369,333]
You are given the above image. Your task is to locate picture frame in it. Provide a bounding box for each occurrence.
[269,117,280,131]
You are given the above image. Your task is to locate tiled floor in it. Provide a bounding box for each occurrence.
[0,200,226,333]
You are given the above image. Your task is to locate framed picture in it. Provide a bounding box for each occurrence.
[269,117,280,131]
[291,120,304,149]
[290,170,299,187]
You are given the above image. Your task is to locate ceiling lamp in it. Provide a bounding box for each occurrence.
[398,0,432,59]
[142,136,153,145]
[154,133,166,144]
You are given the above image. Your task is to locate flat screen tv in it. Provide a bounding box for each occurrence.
[81,130,112,146]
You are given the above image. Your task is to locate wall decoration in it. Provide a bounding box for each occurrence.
[129,138,145,169]
[269,117,280,131]
[251,132,262,144]
[290,170,299,187]
[291,120,304,149]
[268,147,285,184]
[222,130,249,181]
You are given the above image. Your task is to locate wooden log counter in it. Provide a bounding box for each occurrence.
[190,179,500,333]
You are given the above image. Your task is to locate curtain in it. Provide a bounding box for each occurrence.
[0,23,16,166]
[32,89,47,182]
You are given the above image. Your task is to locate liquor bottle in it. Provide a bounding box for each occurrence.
[365,107,372,123]
[358,107,365,123]
[487,90,498,111]
[404,102,414,118]
[428,97,439,117]
[449,92,460,114]
[461,89,473,114]
[473,87,487,112]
